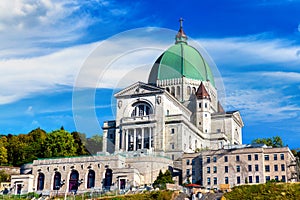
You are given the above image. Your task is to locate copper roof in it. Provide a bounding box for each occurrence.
[196,82,210,100]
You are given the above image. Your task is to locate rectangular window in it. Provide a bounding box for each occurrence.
[214,177,217,185]
[248,165,252,172]
[248,155,251,161]
[192,169,195,175]
[282,175,286,182]
[255,164,259,171]
[171,143,175,149]
[207,177,211,185]
[274,164,278,171]
[186,169,190,176]
[274,154,277,160]
[281,164,285,171]
[265,165,270,172]
[237,176,241,184]
[186,159,190,165]
[171,128,175,134]
[237,165,240,172]
[255,154,258,160]
[275,176,279,181]
[280,154,284,160]
[213,156,217,162]
[199,103,201,108]
[236,155,240,161]
[225,177,229,184]
[213,166,217,173]
[205,103,208,108]
[207,167,210,173]
[266,176,270,182]
[225,166,228,173]
[256,176,259,183]
[192,159,195,165]
[249,176,253,183]
[224,156,228,162]
[264,155,269,161]
[207,157,210,163]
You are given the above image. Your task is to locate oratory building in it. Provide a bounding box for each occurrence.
[103,22,243,160]
[10,22,244,195]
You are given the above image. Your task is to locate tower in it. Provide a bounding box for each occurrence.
[195,82,211,134]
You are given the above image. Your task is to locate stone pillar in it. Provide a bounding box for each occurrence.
[121,129,125,151]
[115,128,120,152]
[102,130,108,153]
[149,127,152,149]
[125,130,128,151]
[133,129,136,151]
[141,128,144,149]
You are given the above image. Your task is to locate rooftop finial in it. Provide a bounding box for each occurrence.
[179,17,184,28]
[175,17,187,44]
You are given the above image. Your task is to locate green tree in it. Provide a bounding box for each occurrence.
[0,136,8,165]
[6,135,28,166]
[252,136,284,148]
[71,131,89,155]
[0,170,10,182]
[43,129,77,158]
[153,170,174,189]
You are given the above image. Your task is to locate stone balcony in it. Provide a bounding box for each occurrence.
[120,114,156,125]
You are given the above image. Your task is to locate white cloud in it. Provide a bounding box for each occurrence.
[225,88,300,123]
[261,71,300,82]
[199,36,300,68]
[0,42,98,104]
[0,0,133,58]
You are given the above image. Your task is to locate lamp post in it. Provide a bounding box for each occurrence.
[56,180,65,197]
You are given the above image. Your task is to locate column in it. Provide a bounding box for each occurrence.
[115,129,120,152]
[149,127,152,149]
[125,130,128,151]
[102,130,108,153]
[133,129,136,151]
[141,128,144,149]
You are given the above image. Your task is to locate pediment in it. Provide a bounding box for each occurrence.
[232,111,244,127]
[114,82,164,98]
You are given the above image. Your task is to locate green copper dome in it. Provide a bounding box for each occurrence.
[148,24,215,87]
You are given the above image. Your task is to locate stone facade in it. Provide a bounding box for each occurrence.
[182,145,297,189]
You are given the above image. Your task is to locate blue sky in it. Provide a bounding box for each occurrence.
[0,0,300,148]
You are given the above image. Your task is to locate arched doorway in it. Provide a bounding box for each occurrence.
[37,173,45,191]
[87,170,95,189]
[69,170,79,192]
[53,172,61,190]
[103,168,112,190]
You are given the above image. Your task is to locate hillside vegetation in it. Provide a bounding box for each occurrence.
[224,182,300,200]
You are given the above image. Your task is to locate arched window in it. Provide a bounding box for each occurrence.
[69,170,79,192]
[37,173,45,191]
[103,168,113,190]
[53,172,61,190]
[187,86,191,95]
[131,102,153,117]
[171,87,175,96]
[192,87,196,94]
[176,86,180,97]
[87,170,95,189]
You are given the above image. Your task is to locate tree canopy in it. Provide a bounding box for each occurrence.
[153,170,174,189]
[0,127,103,166]
[252,136,284,148]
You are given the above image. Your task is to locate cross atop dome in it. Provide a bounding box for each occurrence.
[179,17,184,28]
[175,17,188,44]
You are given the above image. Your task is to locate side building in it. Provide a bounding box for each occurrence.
[182,145,297,189]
